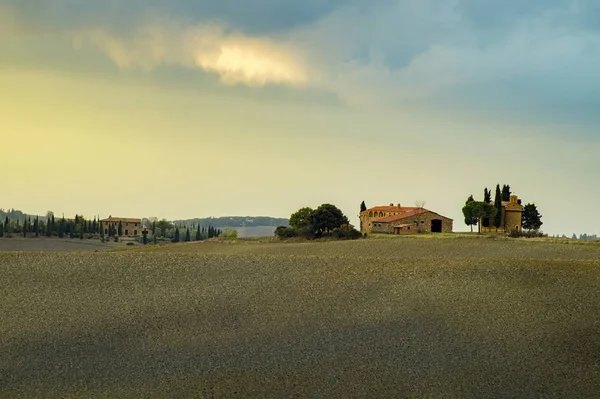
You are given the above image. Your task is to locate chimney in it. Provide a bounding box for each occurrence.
[397,203,402,209]
[389,203,394,206]
[510,195,518,204]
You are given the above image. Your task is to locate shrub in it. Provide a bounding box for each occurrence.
[332,224,363,240]
[114,236,119,242]
[275,226,297,238]
[222,227,238,239]
[126,242,135,246]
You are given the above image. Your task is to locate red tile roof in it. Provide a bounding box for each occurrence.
[100,217,142,223]
[374,209,429,223]
[362,206,419,214]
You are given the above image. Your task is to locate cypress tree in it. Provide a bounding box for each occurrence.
[185,228,191,242]
[0,221,4,238]
[4,216,9,234]
[69,220,75,239]
[502,185,511,202]
[34,217,39,237]
[173,228,180,243]
[51,214,55,234]
[493,184,503,232]
[46,217,52,237]
[79,226,84,240]
[482,188,492,228]
[360,201,367,213]
[118,221,123,237]
[195,225,201,241]
[58,218,65,238]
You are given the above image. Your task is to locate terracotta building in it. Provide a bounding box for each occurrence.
[481,195,523,234]
[100,217,143,237]
[360,204,453,234]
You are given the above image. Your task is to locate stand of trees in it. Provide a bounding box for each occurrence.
[462,184,543,234]
[275,204,362,240]
[0,211,101,239]
[146,218,225,243]
[462,195,496,233]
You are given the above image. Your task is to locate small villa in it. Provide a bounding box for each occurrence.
[360,203,453,235]
[100,217,143,237]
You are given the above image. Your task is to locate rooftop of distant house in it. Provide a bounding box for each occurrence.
[100,217,142,223]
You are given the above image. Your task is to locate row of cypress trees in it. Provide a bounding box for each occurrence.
[0,214,102,239]
[171,224,222,243]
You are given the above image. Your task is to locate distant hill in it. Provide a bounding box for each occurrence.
[170,216,289,229]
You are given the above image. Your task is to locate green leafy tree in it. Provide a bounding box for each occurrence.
[289,207,314,230]
[118,221,123,237]
[142,229,148,245]
[157,219,173,237]
[222,227,238,239]
[462,201,491,234]
[310,204,350,236]
[502,185,511,202]
[522,203,543,231]
[462,195,478,232]
[493,184,503,232]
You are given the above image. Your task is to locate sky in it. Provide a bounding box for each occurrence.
[1,0,599,235]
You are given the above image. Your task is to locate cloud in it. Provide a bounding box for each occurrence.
[3,0,600,125]
[73,18,309,87]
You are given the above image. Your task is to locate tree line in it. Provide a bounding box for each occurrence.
[147,218,230,243]
[0,212,102,239]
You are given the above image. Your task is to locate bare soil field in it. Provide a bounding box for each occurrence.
[0,237,121,252]
[1,237,599,398]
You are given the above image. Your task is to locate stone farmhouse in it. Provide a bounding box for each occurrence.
[360,204,453,235]
[100,217,143,237]
[481,195,523,234]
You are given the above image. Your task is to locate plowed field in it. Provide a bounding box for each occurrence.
[2,237,599,398]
